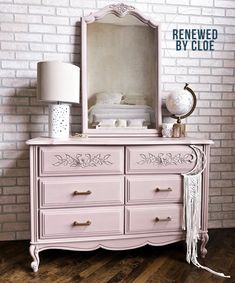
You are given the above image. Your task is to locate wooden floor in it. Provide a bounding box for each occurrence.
[0,229,234,283]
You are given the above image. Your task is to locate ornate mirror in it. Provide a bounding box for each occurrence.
[81,3,161,137]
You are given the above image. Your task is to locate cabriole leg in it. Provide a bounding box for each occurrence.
[29,245,40,272]
[200,232,209,258]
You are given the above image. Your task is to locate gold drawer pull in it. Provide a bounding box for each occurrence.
[155,217,171,222]
[73,220,91,226]
[155,187,172,192]
[73,190,91,196]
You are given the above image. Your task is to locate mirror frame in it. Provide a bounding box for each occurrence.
[81,3,161,137]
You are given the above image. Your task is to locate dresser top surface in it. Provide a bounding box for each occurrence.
[26,136,213,146]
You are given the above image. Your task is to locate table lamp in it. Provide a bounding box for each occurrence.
[165,83,197,138]
[37,61,80,139]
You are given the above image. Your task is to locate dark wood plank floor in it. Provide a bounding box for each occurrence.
[0,229,234,283]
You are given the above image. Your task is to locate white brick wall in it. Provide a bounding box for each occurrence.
[0,0,234,240]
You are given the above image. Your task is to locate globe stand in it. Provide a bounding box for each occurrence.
[172,117,186,138]
[171,83,197,138]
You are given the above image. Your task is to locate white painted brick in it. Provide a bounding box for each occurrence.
[224,60,235,68]
[225,27,235,34]
[71,0,97,8]
[0,70,15,78]
[211,100,233,108]
[0,13,14,21]
[56,7,83,17]
[1,23,28,32]
[211,196,233,204]
[214,17,235,25]
[0,32,14,41]
[166,0,189,4]
[215,0,235,8]
[30,43,56,52]
[15,14,42,23]
[190,16,212,24]
[29,24,56,33]
[212,84,233,92]
[166,14,189,23]
[29,5,55,15]
[15,33,42,42]
[189,67,210,75]
[0,51,14,60]
[43,52,70,61]
[4,133,30,141]
[221,140,235,147]
[42,0,69,6]
[199,124,221,132]
[175,75,199,83]
[57,26,77,35]
[176,58,199,66]
[15,0,41,3]
[43,15,69,25]
[178,7,201,15]
[153,4,177,13]
[2,78,30,87]
[212,51,234,59]
[15,51,42,61]
[1,42,29,51]
[202,8,225,16]
[226,7,235,17]
[212,68,233,76]
[201,59,223,67]
[16,70,37,78]
[224,43,235,51]
[0,4,27,13]
[190,0,213,7]
[164,66,187,74]
[200,76,221,83]
[43,34,70,43]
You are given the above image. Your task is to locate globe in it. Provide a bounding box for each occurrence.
[166,89,194,116]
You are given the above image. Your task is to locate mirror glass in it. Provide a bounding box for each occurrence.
[87,14,158,132]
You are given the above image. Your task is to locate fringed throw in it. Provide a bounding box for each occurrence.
[182,146,230,278]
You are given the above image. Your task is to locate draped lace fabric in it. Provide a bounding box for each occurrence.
[182,146,230,278]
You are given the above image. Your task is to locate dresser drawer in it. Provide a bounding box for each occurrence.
[39,146,124,176]
[126,175,182,204]
[40,207,124,239]
[126,145,196,174]
[125,204,182,234]
[39,176,124,208]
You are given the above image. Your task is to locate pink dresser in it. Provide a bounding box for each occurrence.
[27,137,213,272]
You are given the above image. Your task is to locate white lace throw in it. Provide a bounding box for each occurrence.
[182,146,230,278]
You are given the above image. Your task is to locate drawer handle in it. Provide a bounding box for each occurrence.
[155,187,172,192]
[155,217,171,222]
[73,220,91,226]
[73,190,92,196]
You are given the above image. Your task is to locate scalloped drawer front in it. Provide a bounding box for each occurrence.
[126,145,197,174]
[125,204,182,234]
[126,175,182,204]
[39,146,124,176]
[40,207,124,239]
[39,176,124,208]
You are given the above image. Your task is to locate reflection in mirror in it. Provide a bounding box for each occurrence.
[87,14,158,131]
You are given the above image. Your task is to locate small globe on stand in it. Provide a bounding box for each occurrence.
[165,83,197,137]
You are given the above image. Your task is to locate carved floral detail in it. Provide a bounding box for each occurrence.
[53,153,113,168]
[109,3,135,15]
[137,152,196,166]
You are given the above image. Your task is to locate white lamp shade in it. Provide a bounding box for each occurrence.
[37,61,80,104]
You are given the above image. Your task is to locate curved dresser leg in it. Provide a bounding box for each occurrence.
[29,245,40,272]
[200,232,209,258]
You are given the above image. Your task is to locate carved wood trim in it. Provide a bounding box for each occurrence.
[84,3,159,28]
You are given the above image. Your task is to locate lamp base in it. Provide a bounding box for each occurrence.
[172,123,186,138]
[49,104,70,139]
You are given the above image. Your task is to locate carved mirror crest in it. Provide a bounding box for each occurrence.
[81,3,161,137]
